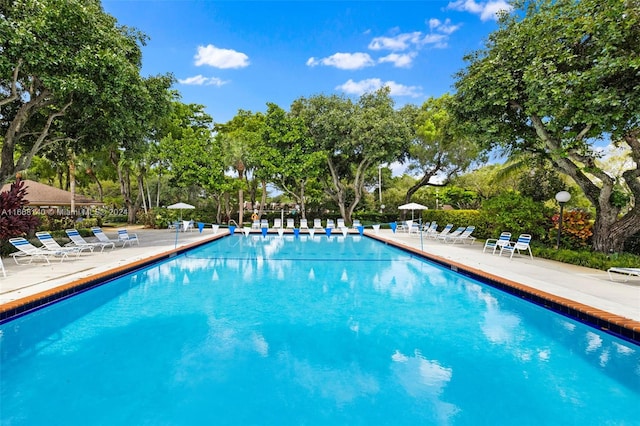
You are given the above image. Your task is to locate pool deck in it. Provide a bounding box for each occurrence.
[1,227,639,339]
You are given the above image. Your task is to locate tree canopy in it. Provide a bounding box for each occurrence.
[452,0,640,252]
[0,0,152,184]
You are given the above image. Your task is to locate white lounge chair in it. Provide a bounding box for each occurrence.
[430,223,453,240]
[483,232,511,254]
[438,226,464,242]
[445,226,476,244]
[500,234,533,260]
[326,219,335,229]
[9,237,66,264]
[251,220,260,229]
[286,218,295,229]
[117,229,140,247]
[260,219,269,229]
[607,267,640,282]
[300,218,309,230]
[313,219,323,229]
[36,231,88,256]
[66,229,115,252]
[91,227,120,246]
[352,219,362,229]
[423,221,438,238]
[273,218,282,229]
[336,218,346,229]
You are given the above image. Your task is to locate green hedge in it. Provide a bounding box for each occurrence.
[422,210,490,238]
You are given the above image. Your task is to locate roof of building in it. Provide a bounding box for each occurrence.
[0,179,103,207]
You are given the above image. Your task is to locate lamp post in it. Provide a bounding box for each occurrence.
[555,191,571,249]
[378,165,383,213]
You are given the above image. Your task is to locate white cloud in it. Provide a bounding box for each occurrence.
[368,23,459,53]
[378,52,416,68]
[428,18,462,35]
[194,44,249,69]
[336,78,422,97]
[447,0,512,21]
[419,33,449,48]
[368,32,423,51]
[178,75,229,86]
[306,52,375,70]
[309,20,461,71]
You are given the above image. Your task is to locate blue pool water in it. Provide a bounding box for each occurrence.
[1,234,639,425]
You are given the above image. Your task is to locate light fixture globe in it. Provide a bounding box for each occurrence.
[555,191,571,203]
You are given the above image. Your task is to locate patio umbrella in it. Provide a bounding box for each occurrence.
[167,202,195,220]
[398,202,428,220]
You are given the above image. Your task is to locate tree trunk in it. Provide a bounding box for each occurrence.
[69,155,76,215]
[259,179,267,217]
[138,173,147,214]
[403,169,441,220]
[531,118,640,253]
[86,168,104,202]
[110,149,137,224]
[156,173,162,208]
[299,180,306,220]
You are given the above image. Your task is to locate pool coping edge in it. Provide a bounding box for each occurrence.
[0,233,226,323]
[366,233,640,345]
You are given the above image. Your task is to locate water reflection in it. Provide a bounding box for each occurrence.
[390,349,459,422]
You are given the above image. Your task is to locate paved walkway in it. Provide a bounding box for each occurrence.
[1,227,639,325]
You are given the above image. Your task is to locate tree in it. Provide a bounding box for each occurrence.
[401,94,482,213]
[293,88,410,223]
[262,103,325,219]
[452,0,640,253]
[214,110,264,225]
[107,75,175,223]
[0,0,150,184]
[156,101,225,210]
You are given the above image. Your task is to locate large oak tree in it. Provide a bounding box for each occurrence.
[0,0,151,185]
[452,0,640,252]
[293,88,411,223]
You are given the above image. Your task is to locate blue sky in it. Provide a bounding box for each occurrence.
[102,0,510,124]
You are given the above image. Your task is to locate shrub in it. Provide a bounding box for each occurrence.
[480,192,550,240]
[548,210,593,249]
[533,246,640,271]
[0,179,40,240]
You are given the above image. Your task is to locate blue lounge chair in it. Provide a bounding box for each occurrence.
[438,226,464,242]
[483,232,512,254]
[9,237,67,264]
[91,227,120,246]
[499,234,533,260]
[66,229,115,252]
[430,224,453,240]
[117,229,140,247]
[445,226,476,244]
[36,231,88,257]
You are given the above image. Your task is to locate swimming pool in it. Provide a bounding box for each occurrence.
[1,234,638,425]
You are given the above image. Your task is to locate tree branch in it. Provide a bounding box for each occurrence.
[0,59,23,108]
